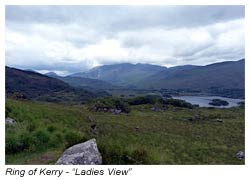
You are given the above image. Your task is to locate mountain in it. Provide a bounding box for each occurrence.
[136,59,245,91]
[6,66,108,103]
[70,63,167,86]
[58,76,118,90]
[45,72,59,78]
[45,72,118,90]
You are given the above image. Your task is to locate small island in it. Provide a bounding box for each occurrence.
[209,99,229,106]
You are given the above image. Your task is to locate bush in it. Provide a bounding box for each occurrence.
[19,132,33,151]
[5,105,12,118]
[128,95,161,105]
[26,121,37,132]
[47,125,57,133]
[98,143,129,164]
[33,129,50,146]
[6,136,20,154]
[131,148,149,164]
[64,131,85,148]
[113,99,130,113]
[99,143,150,165]
[162,98,193,108]
[90,97,131,113]
[209,99,229,106]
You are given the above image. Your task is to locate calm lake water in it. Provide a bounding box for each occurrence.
[172,96,244,108]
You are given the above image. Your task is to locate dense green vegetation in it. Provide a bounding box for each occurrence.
[209,99,229,106]
[6,66,110,103]
[6,98,244,165]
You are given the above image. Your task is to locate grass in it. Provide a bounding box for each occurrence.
[5,99,245,165]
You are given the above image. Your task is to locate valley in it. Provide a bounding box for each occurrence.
[5,59,245,165]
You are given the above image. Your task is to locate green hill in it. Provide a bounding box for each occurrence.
[6,66,108,103]
[136,59,245,91]
[45,73,120,90]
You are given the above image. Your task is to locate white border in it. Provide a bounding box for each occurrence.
[0,0,249,180]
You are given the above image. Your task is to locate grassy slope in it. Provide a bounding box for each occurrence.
[6,99,244,165]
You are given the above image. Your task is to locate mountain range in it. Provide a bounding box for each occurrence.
[137,59,245,90]
[6,59,245,101]
[69,63,166,86]
[63,59,244,91]
[5,67,109,103]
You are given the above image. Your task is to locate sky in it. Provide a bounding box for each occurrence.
[6,5,245,75]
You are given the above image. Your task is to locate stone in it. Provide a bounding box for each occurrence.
[56,139,102,165]
[236,151,244,160]
[113,109,122,115]
[5,117,16,125]
[216,118,223,123]
[91,124,97,131]
[151,107,161,112]
[87,116,94,122]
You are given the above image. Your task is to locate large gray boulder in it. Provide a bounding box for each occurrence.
[56,138,102,165]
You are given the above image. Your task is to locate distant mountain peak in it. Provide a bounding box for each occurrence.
[45,72,59,77]
[69,63,166,86]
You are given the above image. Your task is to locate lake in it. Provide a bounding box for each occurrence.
[172,96,244,108]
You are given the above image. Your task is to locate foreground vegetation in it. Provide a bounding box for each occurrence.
[6,98,244,164]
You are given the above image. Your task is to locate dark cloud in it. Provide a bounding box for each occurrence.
[6,6,245,75]
[6,6,244,29]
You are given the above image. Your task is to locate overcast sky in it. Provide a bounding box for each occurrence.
[6,5,245,75]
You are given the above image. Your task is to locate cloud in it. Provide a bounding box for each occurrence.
[6,6,245,75]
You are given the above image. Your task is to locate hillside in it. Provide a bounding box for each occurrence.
[136,59,245,91]
[70,63,167,86]
[45,72,119,90]
[6,66,107,103]
[6,98,244,164]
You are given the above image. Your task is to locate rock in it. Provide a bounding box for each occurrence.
[5,117,16,125]
[236,151,244,160]
[113,109,122,115]
[90,124,97,134]
[56,139,102,165]
[151,107,162,112]
[216,118,223,123]
[91,124,97,131]
[90,105,97,112]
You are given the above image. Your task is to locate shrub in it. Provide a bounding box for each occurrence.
[48,132,63,148]
[33,129,50,146]
[98,143,129,164]
[47,125,57,133]
[209,99,229,106]
[113,99,130,113]
[162,98,193,109]
[19,132,33,151]
[128,95,161,105]
[99,143,150,165]
[5,105,12,118]
[90,97,131,113]
[64,131,85,148]
[131,148,149,164]
[6,136,20,154]
[26,121,37,132]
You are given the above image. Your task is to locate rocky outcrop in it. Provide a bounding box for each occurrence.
[90,105,122,114]
[236,151,244,160]
[5,117,16,125]
[56,138,102,165]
